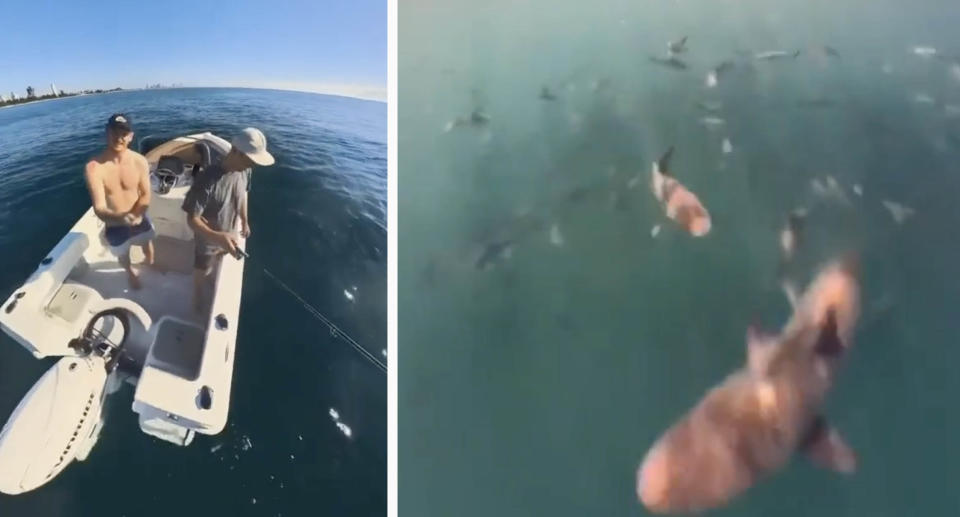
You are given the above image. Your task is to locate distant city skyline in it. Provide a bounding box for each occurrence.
[0,0,386,102]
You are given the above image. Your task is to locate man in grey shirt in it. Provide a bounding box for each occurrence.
[182,127,275,311]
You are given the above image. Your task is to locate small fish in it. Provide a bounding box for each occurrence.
[705,61,734,88]
[651,225,662,238]
[699,116,726,128]
[549,224,565,247]
[912,46,937,57]
[913,93,935,105]
[826,176,850,204]
[779,209,806,263]
[695,100,724,113]
[210,443,223,453]
[667,36,688,56]
[470,109,491,125]
[722,138,733,154]
[475,239,514,270]
[329,408,340,421]
[811,176,849,204]
[882,200,914,224]
[705,71,719,88]
[754,50,801,60]
[443,109,491,133]
[336,422,353,438]
[649,56,688,70]
[539,86,557,101]
[852,184,863,196]
[343,289,355,302]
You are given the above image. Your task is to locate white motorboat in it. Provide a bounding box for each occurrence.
[0,132,246,494]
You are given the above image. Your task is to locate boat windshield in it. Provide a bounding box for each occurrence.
[137,134,167,155]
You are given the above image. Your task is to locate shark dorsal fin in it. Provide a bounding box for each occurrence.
[813,309,843,357]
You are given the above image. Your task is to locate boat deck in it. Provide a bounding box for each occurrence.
[67,235,207,329]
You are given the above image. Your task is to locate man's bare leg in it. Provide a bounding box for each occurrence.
[120,250,141,290]
[142,240,155,266]
[193,262,217,314]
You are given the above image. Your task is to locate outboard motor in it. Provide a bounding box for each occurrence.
[154,155,185,194]
[0,310,130,495]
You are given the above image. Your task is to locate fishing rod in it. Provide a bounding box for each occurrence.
[236,249,387,374]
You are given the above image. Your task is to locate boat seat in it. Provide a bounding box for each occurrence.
[46,283,103,326]
[35,232,90,301]
[0,233,93,358]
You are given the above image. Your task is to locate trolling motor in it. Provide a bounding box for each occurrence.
[0,310,131,495]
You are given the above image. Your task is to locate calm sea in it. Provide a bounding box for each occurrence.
[400,1,960,516]
[0,87,386,516]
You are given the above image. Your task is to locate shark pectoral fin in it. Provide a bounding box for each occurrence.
[651,169,665,202]
[746,325,777,375]
[802,417,857,474]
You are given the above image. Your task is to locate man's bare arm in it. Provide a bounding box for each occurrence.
[131,154,151,217]
[84,162,128,224]
[188,214,237,254]
[240,193,249,226]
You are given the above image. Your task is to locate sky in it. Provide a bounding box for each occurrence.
[0,0,386,101]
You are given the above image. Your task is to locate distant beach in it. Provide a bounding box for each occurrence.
[0,88,133,111]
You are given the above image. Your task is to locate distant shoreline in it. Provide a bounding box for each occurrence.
[0,94,69,110]
[0,86,385,112]
[0,89,128,111]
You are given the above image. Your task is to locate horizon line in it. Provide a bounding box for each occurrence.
[1,82,387,104]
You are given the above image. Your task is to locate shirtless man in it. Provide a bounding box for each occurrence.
[84,114,156,289]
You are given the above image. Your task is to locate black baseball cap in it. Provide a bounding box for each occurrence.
[106,113,132,133]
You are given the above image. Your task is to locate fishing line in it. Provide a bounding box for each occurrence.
[257,264,387,374]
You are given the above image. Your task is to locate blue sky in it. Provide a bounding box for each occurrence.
[0,0,386,101]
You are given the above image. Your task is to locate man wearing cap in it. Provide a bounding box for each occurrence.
[182,127,274,312]
[84,114,156,289]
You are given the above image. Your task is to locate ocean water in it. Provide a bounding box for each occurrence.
[0,88,386,516]
[400,1,960,516]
